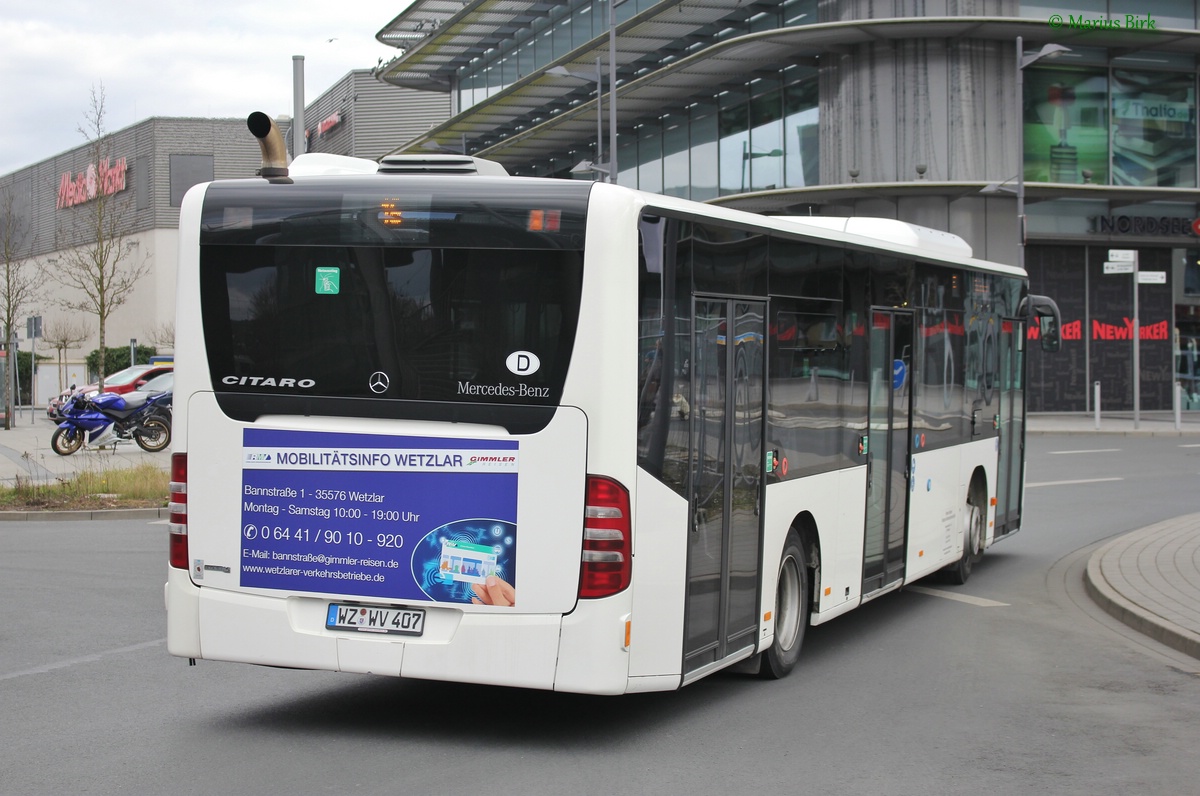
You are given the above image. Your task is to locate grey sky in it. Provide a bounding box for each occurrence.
[0,1,413,174]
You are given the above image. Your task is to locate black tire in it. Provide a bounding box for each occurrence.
[945,498,984,585]
[759,529,809,679]
[51,426,83,456]
[134,417,171,453]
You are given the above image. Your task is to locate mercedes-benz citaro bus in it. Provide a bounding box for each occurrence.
[165,112,1060,695]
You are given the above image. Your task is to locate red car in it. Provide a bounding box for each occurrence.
[74,363,174,397]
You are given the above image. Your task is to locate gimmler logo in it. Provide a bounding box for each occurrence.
[467,454,517,467]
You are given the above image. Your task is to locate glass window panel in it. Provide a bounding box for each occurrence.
[691,222,768,295]
[784,78,819,188]
[1112,70,1196,187]
[690,102,719,202]
[767,296,850,479]
[783,0,818,26]
[662,119,690,199]
[573,5,593,47]
[1024,66,1109,184]
[1110,0,1195,28]
[769,236,843,300]
[554,15,573,59]
[617,136,637,188]
[517,39,534,80]
[1113,52,1196,70]
[718,90,749,196]
[1019,0,1102,19]
[638,123,663,195]
[749,86,784,191]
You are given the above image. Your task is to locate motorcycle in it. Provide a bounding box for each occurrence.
[50,389,172,455]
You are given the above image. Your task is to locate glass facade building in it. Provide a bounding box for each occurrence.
[375,1,1200,411]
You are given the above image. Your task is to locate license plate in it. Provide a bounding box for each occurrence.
[326,603,425,636]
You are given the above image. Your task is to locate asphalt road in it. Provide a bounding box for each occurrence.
[1,434,1198,795]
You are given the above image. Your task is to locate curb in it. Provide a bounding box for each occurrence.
[1029,432,1200,438]
[1083,535,1200,661]
[0,507,169,522]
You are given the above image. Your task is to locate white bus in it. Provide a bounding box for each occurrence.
[165,114,1060,694]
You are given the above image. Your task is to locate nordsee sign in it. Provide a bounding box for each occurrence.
[1091,215,1197,236]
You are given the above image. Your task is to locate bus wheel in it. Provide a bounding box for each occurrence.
[946,498,984,585]
[759,529,808,679]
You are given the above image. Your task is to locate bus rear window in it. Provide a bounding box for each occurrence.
[199,243,582,406]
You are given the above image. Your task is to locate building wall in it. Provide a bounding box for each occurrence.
[0,117,261,399]
[304,70,451,160]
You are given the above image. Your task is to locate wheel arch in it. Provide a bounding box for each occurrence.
[968,465,989,542]
[788,510,821,613]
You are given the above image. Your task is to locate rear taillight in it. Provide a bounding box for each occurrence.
[169,453,188,570]
[579,475,632,599]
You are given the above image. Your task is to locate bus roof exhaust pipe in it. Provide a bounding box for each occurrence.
[247,112,291,183]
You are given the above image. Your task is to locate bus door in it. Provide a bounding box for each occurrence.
[863,309,914,595]
[994,318,1025,536]
[683,298,765,676]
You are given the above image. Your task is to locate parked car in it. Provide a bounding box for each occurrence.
[73,363,174,398]
[46,387,75,420]
[132,371,173,396]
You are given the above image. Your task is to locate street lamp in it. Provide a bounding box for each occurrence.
[548,62,608,180]
[1014,36,1070,271]
[609,0,629,184]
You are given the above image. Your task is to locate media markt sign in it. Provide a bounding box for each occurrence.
[56,157,128,210]
[314,267,340,295]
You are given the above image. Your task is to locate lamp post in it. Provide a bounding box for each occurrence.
[609,0,628,184]
[548,61,607,179]
[1015,36,1070,271]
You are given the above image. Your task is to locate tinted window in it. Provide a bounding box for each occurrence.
[199,178,589,408]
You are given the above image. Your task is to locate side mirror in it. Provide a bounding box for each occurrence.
[1020,294,1062,354]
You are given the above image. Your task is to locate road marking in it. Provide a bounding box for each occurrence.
[1047,448,1121,455]
[1026,477,1123,488]
[0,639,164,681]
[1180,444,1200,448]
[906,585,1009,607]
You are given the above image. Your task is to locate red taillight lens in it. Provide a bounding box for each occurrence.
[578,475,632,599]
[169,453,188,570]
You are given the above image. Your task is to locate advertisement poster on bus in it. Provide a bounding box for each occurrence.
[238,429,518,606]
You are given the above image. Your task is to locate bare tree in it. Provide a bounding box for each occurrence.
[0,186,42,430]
[50,83,150,391]
[41,316,90,393]
[144,320,175,351]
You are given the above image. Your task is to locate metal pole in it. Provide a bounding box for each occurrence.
[293,55,306,157]
[11,335,18,422]
[29,333,34,424]
[608,0,619,183]
[1175,381,1182,431]
[1016,36,1025,274]
[1094,381,1101,430]
[596,57,604,171]
[1133,257,1140,429]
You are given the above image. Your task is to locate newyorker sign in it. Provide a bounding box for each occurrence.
[56,157,128,210]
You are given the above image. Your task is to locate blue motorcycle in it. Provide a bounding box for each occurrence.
[51,389,172,455]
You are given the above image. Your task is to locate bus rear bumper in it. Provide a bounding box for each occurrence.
[166,575,630,692]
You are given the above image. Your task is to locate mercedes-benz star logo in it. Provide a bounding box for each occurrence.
[368,371,390,394]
